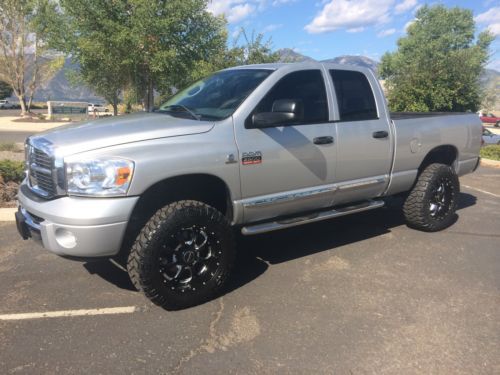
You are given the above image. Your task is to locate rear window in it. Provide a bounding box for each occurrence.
[330,70,378,121]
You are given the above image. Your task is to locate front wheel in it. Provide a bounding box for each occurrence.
[127,200,235,310]
[495,121,499,128]
[403,163,459,232]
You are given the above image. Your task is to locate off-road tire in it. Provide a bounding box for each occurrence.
[403,163,459,232]
[127,200,235,310]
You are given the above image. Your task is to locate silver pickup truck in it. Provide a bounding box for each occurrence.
[16,62,482,310]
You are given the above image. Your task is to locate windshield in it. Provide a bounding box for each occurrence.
[159,69,273,121]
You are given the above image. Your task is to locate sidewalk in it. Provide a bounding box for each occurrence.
[0,117,70,132]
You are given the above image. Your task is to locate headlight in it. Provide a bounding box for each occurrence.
[65,158,134,196]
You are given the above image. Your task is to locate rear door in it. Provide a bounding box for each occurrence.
[328,68,392,204]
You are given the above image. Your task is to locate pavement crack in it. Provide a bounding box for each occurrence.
[170,298,225,374]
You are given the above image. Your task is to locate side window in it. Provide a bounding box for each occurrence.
[330,70,378,121]
[251,70,328,125]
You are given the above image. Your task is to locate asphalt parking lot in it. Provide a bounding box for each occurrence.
[0,166,499,374]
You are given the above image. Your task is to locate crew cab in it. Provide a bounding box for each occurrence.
[16,63,482,310]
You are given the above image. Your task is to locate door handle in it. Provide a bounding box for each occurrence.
[313,136,334,145]
[372,130,389,139]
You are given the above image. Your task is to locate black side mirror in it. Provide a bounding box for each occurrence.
[250,99,303,128]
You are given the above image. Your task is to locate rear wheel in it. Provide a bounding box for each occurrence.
[403,163,459,232]
[127,200,235,310]
[495,121,499,128]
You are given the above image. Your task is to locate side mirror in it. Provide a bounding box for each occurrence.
[250,99,303,128]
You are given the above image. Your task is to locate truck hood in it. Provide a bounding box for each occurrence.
[31,112,215,156]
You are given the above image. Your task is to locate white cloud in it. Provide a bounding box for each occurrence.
[207,0,294,23]
[347,27,365,33]
[394,0,418,15]
[404,19,415,32]
[272,0,296,5]
[475,7,500,36]
[305,0,395,34]
[262,23,283,32]
[207,1,255,23]
[377,28,396,37]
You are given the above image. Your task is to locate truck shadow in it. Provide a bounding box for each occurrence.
[225,192,477,294]
[82,193,477,296]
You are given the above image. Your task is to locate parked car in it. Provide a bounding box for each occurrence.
[0,99,14,109]
[482,128,500,145]
[16,62,482,310]
[87,103,109,114]
[479,112,500,127]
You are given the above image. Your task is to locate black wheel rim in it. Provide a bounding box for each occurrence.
[429,177,455,220]
[158,225,222,292]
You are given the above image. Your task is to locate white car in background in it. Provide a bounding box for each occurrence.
[0,99,14,109]
[87,103,109,114]
[482,128,500,145]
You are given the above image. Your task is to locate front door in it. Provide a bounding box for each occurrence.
[234,69,336,223]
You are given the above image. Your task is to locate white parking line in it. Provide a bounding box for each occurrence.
[462,185,500,198]
[0,306,137,321]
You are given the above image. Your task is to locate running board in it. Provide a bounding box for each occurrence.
[241,200,385,236]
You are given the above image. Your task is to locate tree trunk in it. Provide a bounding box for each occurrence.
[144,78,154,112]
[18,95,27,116]
[113,95,118,116]
[27,94,34,112]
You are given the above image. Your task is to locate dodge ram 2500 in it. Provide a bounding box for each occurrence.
[16,63,482,310]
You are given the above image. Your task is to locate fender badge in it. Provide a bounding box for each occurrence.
[242,151,262,165]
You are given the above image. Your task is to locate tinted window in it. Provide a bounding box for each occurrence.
[252,70,328,125]
[330,70,378,121]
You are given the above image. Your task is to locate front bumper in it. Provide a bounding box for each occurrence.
[16,184,139,257]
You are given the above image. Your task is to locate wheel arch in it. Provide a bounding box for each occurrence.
[116,173,233,261]
[418,145,459,175]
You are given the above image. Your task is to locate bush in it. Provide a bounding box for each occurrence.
[0,142,21,152]
[0,160,25,183]
[480,145,500,161]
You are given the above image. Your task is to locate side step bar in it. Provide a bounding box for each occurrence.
[241,199,385,236]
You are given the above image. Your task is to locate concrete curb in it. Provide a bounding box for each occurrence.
[481,158,500,168]
[0,207,17,222]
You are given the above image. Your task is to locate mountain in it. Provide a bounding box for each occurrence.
[277,48,316,63]
[33,58,103,102]
[277,49,379,72]
[322,55,379,72]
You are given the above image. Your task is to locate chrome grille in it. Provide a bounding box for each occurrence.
[27,139,57,198]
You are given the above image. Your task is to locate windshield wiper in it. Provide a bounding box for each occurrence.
[158,105,201,120]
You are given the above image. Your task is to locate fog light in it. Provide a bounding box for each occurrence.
[55,228,77,249]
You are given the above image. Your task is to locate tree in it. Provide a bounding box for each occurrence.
[0,81,12,99]
[128,0,227,111]
[50,0,134,115]
[229,29,281,66]
[51,0,227,112]
[0,0,62,115]
[379,5,494,112]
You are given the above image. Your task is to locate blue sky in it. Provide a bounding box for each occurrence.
[207,0,500,70]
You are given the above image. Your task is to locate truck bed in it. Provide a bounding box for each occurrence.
[390,112,471,120]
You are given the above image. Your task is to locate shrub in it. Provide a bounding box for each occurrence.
[480,145,500,161]
[0,160,25,183]
[0,142,21,152]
